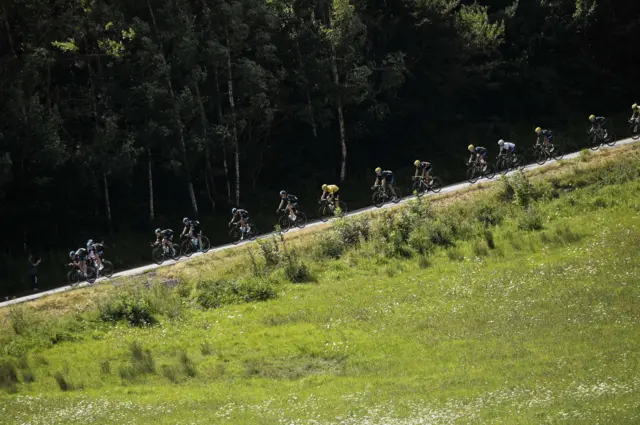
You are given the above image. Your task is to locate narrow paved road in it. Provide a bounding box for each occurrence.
[2,137,637,308]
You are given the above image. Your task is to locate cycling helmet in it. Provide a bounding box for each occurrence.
[155,228,161,234]
[588,114,595,121]
[535,127,542,134]
[231,208,237,215]
[87,239,93,246]
[632,103,638,110]
[498,140,504,146]
[414,160,421,166]
[375,167,382,173]
[467,144,474,151]
[321,184,328,191]
[69,251,75,258]
[183,217,189,224]
[279,190,286,196]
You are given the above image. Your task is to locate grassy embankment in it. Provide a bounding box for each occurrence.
[1,144,639,424]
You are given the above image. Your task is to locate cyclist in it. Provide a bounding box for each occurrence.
[497,139,516,161]
[154,228,175,254]
[467,144,487,169]
[181,217,203,252]
[320,184,340,208]
[86,239,104,271]
[70,247,88,276]
[374,167,397,199]
[588,115,608,140]
[630,103,640,121]
[534,127,554,151]
[229,207,250,239]
[413,160,433,185]
[276,190,298,222]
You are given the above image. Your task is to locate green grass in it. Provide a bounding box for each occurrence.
[1,146,640,424]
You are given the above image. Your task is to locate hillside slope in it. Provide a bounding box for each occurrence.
[1,145,639,425]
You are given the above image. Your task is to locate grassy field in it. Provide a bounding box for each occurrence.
[1,145,639,424]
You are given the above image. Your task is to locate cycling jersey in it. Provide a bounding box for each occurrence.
[593,117,606,125]
[158,229,174,241]
[231,210,249,224]
[538,129,553,141]
[75,248,88,261]
[187,220,201,234]
[285,194,298,204]
[418,161,432,172]
[473,147,487,156]
[378,170,394,183]
[500,142,516,153]
[325,185,339,194]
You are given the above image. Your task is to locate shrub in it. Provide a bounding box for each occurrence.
[484,230,496,249]
[472,240,489,257]
[474,200,504,227]
[283,256,313,283]
[130,341,155,374]
[418,255,431,269]
[446,248,465,262]
[258,236,281,268]
[178,351,196,377]
[200,342,214,356]
[21,369,35,383]
[518,206,544,231]
[53,372,75,391]
[313,232,346,259]
[333,216,370,248]
[497,175,515,202]
[0,360,18,390]
[511,171,535,208]
[196,277,276,309]
[8,307,35,336]
[161,365,180,383]
[99,289,157,327]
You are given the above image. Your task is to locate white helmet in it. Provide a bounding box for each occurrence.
[498,139,504,146]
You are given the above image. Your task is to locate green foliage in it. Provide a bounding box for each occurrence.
[258,236,281,268]
[99,289,157,327]
[518,206,544,231]
[195,277,276,309]
[0,360,18,391]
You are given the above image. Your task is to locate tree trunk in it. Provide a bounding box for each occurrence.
[193,79,216,212]
[214,67,233,205]
[103,172,113,234]
[225,31,241,205]
[330,43,348,182]
[148,149,155,221]
[148,0,198,214]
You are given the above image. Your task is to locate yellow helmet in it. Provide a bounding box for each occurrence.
[535,127,542,134]
[321,184,328,191]
[467,144,474,151]
[589,114,595,121]
[414,160,421,166]
[633,103,638,110]
[375,167,382,173]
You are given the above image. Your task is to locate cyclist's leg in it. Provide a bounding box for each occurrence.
[388,179,397,197]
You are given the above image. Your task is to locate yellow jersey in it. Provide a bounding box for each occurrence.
[325,185,339,194]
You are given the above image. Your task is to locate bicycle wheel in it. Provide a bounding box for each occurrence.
[67,269,80,286]
[152,248,164,265]
[201,236,211,252]
[229,227,241,245]
[552,145,564,161]
[181,239,194,257]
[534,149,547,165]
[466,167,479,184]
[372,190,385,208]
[496,158,509,175]
[248,225,259,240]
[515,155,526,171]
[277,214,291,233]
[630,122,640,140]
[318,204,331,222]
[412,180,425,198]
[589,134,600,151]
[429,177,443,194]
[171,245,181,261]
[483,164,496,180]
[100,261,114,278]
[335,201,348,217]
[85,267,97,284]
[295,212,307,229]
[605,130,616,147]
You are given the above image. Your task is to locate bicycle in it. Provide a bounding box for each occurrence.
[66,262,97,286]
[412,175,442,197]
[372,184,400,208]
[277,208,307,233]
[318,198,348,222]
[180,233,211,257]
[629,118,639,140]
[531,143,563,165]
[466,160,496,184]
[151,241,181,265]
[587,126,616,151]
[496,152,525,175]
[89,243,114,278]
[229,221,258,245]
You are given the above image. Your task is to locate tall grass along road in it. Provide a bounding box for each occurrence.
[2,137,637,309]
[0,142,639,424]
